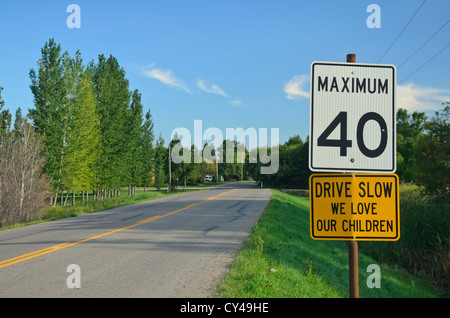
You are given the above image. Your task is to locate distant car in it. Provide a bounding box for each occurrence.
[204,175,213,182]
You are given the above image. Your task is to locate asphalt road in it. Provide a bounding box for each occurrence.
[0,181,271,297]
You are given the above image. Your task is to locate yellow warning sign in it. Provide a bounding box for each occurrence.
[309,174,400,241]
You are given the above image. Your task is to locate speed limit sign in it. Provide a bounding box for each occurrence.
[309,61,396,173]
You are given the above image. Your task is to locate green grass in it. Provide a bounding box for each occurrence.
[218,189,442,298]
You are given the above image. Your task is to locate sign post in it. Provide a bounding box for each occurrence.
[347,53,359,299]
[308,54,398,298]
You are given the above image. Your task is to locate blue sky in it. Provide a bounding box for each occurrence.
[0,0,449,147]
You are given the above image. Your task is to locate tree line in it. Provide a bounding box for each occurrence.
[250,135,310,189]
[27,39,160,206]
[0,39,163,227]
[0,39,260,227]
[170,103,449,202]
[396,102,449,200]
[252,103,449,202]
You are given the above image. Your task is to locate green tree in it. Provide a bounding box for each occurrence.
[154,133,167,191]
[89,54,131,193]
[201,142,218,182]
[125,89,145,195]
[396,108,427,182]
[29,38,68,204]
[168,132,187,189]
[141,109,155,191]
[0,86,12,134]
[218,139,243,181]
[63,67,100,204]
[180,144,202,186]
[415,103,450,200]
[253,135,309,189]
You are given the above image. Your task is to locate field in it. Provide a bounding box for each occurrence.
[218,187,446,298]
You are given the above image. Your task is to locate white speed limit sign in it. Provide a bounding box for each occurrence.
[309,61,396,173]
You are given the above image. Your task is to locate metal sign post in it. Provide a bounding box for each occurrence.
[347,53,359,299]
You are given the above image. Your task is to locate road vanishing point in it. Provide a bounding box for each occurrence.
[0,182,271,297]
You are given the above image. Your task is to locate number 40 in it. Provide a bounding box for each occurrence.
[317,111,388,158]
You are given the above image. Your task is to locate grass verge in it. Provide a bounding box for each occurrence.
[218,189,442,298]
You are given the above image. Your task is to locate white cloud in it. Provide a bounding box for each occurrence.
[284,74,310,100]
[197,80,227,97]
[141,65,191,93]
[230,99,243,106]
[397,82,450,112]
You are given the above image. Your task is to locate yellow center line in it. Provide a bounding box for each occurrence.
[0,242,71,267]
[0,188,237,269]
[137,215,162,223]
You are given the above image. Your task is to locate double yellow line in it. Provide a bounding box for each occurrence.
[0,188,236,269]
[0,242,71,269]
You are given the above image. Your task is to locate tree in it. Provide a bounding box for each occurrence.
[89,54,131,193]
[63,66,100,204]
[396,108,427,182]
[415,103,450,200]
[180,144,202,187]
[29,39,68,205]
[125,89,144,195]
[168,132,186,189]
[285,134,303,147]
[218,139,242,181]
[0,86,12,134]
[252,135,309,189]
[0,115,48,226]
[201,142,218,182]
[154,133,167,191]
[141,110,155,191]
